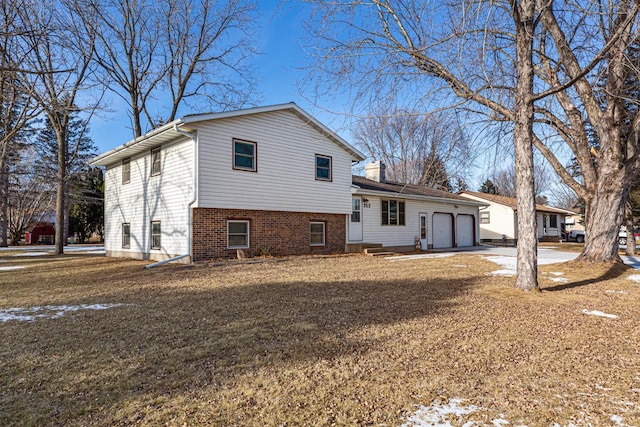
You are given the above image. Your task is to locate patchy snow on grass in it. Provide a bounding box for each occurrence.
[0,266,24,271]
[581,309,618,319]
[626,274,640,283]
[0,304,129,322]
[489,269,516,277]
[387,253,455,262]
[550,277,569,283]
[400,399,529,427]
[13,251,50,257]
[400,398,480,427]
[605,290,629,294]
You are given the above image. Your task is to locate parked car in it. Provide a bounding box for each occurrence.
[618,228,640,246]
[565,229,585,243]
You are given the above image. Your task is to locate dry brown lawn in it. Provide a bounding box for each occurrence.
[1,251,639,426]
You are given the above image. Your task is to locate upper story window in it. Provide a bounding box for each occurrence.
[480,211,490,224]
[122,158,131,184]
[151,147,161,176]
[233,139,257,172]
[315,154,332,181]
[381,200,405,226]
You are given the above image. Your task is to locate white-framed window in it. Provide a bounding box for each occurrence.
[122,157,131,184]
[151,147,161,176]
[310,221,325,246]
[122,223,130,248]
[351,198,361,222]
[233,139,257,172]
[381,200,405,225]
[315,154,332,181]
[480,211,490,224]
[227,220,250,248]
[151,221,161,249]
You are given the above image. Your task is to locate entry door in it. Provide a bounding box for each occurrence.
[349,197,363,241]
[419,213,428,250]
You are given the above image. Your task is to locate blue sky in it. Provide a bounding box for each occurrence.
[90,1,336,154]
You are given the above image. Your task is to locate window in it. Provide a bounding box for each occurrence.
[310,222,325,246]
[315,155,332,181]
[550,214,558,228]
[151,147,161,176]
[351,198,361,222]
[480,211,490,224]
[151,221,161,249]
[122,158,131,184]
[228,220,249,248]
[381,200,405,225]
[233,139,257,171]
[122,223,130,248]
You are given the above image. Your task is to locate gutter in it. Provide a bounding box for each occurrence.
[146,124,198,268]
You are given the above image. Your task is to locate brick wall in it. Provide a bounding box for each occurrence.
[191,208,346,261]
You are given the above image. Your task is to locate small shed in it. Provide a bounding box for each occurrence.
[30,223,55,245]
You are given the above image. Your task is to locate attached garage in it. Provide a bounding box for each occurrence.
[433,213,454,248]
[456,214,475,247]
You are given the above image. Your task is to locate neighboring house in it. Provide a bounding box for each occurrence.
[457,190,574,244]
[348,162,486,251]
[563,207,585,233]
[90,103,366,262]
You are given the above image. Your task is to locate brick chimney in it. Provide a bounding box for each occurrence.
[365,161,386,183]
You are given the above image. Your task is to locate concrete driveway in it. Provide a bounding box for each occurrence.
[387,245,640,270]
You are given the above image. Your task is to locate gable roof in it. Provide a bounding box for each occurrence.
[90,103,366,167]
[458,190,573,214]
[352,176,486,206]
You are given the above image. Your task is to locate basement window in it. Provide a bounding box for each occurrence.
[310,222,326,246]
[228,220,250,248]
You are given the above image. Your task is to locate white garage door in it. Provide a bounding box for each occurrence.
[456,214,474,247]
[433,213,453,248]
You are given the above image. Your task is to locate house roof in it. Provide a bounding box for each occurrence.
[352,176,487,206]
[90,103,366,167]
[458,190,573,215]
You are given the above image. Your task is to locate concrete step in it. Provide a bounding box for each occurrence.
[364,247,395,256]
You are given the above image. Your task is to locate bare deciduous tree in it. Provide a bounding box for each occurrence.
[0,0,41,246]
[305,0,640,289]
[80,0,258,138]
[21,0,98,254]
[353,109,473,190]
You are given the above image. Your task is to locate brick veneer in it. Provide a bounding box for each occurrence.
[191,208,346,261]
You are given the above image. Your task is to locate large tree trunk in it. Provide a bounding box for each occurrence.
[54,128,66,255]
[513,0,539,292]
[576,170,625,263]
[0,162,7,247]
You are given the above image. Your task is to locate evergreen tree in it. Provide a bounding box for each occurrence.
[69,167,103,243]
[479,179,498,195]
[33,112,96,243]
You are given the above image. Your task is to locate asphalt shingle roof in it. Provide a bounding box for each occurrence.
[458,190,572,214]
[352,175,474,202]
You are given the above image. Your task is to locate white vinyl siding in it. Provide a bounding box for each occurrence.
[458,193,517,240]
[196,110,353,214]
[103,137,193,259]
[359,196,479,248]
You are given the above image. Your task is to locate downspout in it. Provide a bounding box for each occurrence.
[145,124,198,269]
